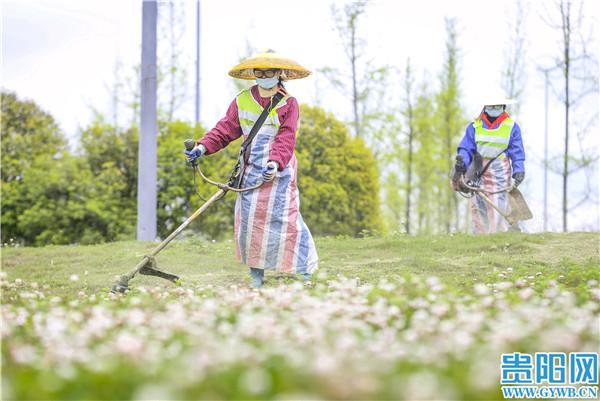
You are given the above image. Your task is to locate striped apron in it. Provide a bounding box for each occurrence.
[470,157,513,234]
[233,89,318,274]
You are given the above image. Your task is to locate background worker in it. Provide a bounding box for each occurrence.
[453,92,526,233]
[185,50,318,288]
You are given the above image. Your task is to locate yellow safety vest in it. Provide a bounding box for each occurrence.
[235,88,288,136]
[473,117,514,159]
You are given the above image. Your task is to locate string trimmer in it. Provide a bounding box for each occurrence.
[111,90,285,293]
[454,154,532,230]
[110,139,264,293]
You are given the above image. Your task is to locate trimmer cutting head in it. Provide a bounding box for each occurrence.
[111,280,130,294]
[109,256,180,294]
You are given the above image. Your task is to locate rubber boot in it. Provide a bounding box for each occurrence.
[249,267,264,288]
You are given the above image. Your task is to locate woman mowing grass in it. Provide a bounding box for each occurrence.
[185,50,318,288]
[452,91,526,233]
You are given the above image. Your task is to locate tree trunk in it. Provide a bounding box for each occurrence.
[446,116,453,232]
[561,0,571,232]
[351,27,359,138]
[406,122,414,234]
[168,1,176,122]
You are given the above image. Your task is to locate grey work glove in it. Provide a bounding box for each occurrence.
[262,161,278,182]
[513,172,525,187]
[451,155,467,191]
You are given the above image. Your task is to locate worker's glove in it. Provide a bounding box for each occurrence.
[185,144,206,164]
[262,161,278,182]
[454,157,466,174]
[451,156,467,191]
[512,172,525,187]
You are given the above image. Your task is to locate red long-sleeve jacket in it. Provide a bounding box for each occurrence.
[198,85,299,171]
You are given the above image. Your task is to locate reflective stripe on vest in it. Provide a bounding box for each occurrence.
[473,117,514,158]
[236,89,288,136]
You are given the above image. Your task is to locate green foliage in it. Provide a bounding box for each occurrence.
[413,83,444,234]
[382,172,404,232]
[156,120,239,240]
[435,17,467,232]
[296,104,383,236]
[382,19,468,236]
[80,120,138,199]
[78,118,242,241]
[1,91,76,244]
[2,91,383,245]
[2,151,111,245]
[0,92,67,183]
[16,155,111,245]
[78,120,139,241]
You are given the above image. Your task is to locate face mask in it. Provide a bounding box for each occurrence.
[256,76,279,89]
[484,106,504,118]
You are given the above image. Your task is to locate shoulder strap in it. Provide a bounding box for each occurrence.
[228,89,286,189]
[474,119,512,178]
[240,90,285,163]
[478,147,509,179]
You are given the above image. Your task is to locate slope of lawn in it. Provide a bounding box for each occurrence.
[2,232,599,400]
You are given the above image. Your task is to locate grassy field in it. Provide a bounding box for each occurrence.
[2,232,598,296]
[2,232,599,399]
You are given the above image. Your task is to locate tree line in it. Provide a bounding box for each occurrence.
[2,0,596,246]
[1,91,382,246]
[325,0,597,234]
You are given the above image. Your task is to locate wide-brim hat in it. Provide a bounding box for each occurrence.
[228,49,311,80]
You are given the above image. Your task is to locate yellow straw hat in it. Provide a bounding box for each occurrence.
[228,49,311,80]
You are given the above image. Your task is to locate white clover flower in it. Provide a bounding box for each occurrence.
[515,279,528,288]
[496,281,513,291]
[69,274,79,282]
[431,303,449,317]
[128,308,146,325]
[19,291,36,299]
[544,288,559,299]
[481,296,494,307]
[11,344,37,365]
[519,287,534,300]
[2,275,598,398]
[114,332,143,357]
[15,308,28,326]
[377,279,396,292]
[426,276,440,287]
[474,283,489,295]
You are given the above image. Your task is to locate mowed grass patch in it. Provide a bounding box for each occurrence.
[1,232,598,301]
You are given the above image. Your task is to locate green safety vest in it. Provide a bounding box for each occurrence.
[236,88,288,136]
[473,117,514,159]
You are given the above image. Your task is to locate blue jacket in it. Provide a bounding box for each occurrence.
[457,117,525,174]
